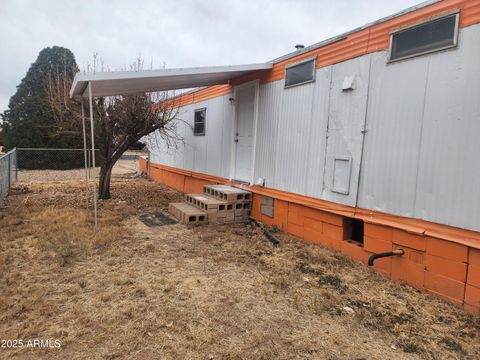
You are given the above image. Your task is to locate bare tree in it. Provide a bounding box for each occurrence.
[46,57,183,199]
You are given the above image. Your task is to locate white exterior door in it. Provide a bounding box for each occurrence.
[233,82,257,182]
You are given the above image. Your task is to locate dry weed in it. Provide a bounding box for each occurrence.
[0,178,478,359]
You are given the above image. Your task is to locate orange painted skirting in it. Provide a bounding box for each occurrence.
[139,157,147,173]
[170,0,480,107]
[145,161,480,251]
[142,161,480,314]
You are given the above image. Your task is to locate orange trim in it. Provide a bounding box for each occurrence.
[145,162,480,250]
[150,163,229,184]
[171,0,480,107]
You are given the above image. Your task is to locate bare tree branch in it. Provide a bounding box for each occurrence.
[45,54,183,199]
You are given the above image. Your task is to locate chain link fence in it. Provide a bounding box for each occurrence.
[0,149,18,203]
[15,148,100,183]
[0,148,144,201]
[16,148,98,170]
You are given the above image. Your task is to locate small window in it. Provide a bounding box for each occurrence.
[389,13,459,62]
[194,108,206,136]
[285,58,315,88]
[260,196,274,218]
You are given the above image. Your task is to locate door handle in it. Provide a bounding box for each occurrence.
[234,139,239,143]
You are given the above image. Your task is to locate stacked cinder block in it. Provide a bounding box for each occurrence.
[185,193,235,223]
[168,202,207,224]
[203,185,251,222]
[168,184,251,224]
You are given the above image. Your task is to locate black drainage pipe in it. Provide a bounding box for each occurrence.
[249,217,280,247]
[368,249,404,266]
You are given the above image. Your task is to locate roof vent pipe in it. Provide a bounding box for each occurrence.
[295,44,305,51]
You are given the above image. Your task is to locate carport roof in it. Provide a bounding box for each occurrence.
[69,63,273,98]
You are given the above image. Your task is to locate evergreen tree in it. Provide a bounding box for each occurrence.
[1,46,81,150]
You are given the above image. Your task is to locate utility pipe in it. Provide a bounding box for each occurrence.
[368,249,404,266]
[249,217,280,246]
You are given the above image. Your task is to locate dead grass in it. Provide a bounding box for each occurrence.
[0,178,479,359]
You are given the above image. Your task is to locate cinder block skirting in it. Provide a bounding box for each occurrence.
[142,159,480,315]
[250,194,480,315]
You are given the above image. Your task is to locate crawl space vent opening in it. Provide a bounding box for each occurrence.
[344,218,364,245]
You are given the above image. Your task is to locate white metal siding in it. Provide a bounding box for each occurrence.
[204,97,226,176]
[253,81,283,187]
[358,24,480,231]
[220,95,234,178]
[149,94,232,178]
[149,23,480,232]
[323,55,371,206]
[274,81,316,194]
[413,25,480,230]
[304,67,332,199]
[357,52,429,216]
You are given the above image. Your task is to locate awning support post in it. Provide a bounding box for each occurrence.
[88,81,98,229]
[81,100,89,218]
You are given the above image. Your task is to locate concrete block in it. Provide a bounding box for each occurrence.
[303,207,343,226]
[392,255,426,289]
[287,203,305,226]
[235,202,244,215]
[207,212,227,224]
[186,194,228,213]
[225,212,235,222]
[364,223,394,241]
[393,245,424,264]
[204,185,251,203]
[467,265,480,287]
[323,223,344,241]
[425,271,465,305]
[426,237,468,262]
[465,284,480,309]
[425,254,467,282]
[470,248,480,266]
[364,236,393,254]
[341,241,368,264]
[287,222,304,238]
[168,202,207,224]
[393,229,426,251]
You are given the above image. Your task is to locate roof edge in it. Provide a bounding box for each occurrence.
[268,0,440,64]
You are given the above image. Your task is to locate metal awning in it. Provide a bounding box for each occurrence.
[70,62,272,228]
[70,63,272,98]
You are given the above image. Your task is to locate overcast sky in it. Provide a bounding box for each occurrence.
[0,0,422,113]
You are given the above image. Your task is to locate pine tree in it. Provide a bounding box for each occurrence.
[1,46,81,150]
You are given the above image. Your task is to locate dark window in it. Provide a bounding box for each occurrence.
[390,13,458,61]
[285,59,315,88]
[194,108,206,136]
[260,196,274,218]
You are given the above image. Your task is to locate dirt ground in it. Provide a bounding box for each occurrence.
[0,177,479,359]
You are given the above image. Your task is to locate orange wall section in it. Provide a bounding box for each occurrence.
[139,157,147,174]
[144,162,480,250]
[140,163,480,315]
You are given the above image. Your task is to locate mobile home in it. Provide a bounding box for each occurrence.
[142,0,480,313]
[71,0,480,314]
